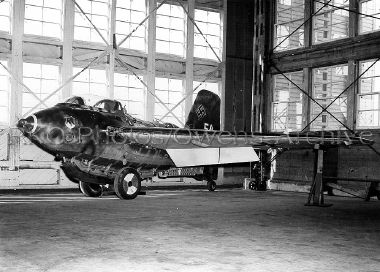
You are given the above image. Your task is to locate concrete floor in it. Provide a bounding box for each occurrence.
[0,189,379,272]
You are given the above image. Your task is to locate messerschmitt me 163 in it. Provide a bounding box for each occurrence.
[17,90,373,201]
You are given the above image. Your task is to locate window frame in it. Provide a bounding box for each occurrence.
[24,0,63,40]
[156,3,186,57]
[115,0,147,52]
[113,72,146,119]
[356,59,380,129]
[22,62,61,115]
[193,8,223,60]
[271,71,304,132]
[74,0,110,44]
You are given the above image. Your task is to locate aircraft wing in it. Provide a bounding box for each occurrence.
[109,127,373,167]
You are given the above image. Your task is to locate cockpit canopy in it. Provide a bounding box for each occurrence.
[63,96,85,105]
[62,96,136,124]
[93,99,123,113]
[61,96,178,128]
[63,97,123,114]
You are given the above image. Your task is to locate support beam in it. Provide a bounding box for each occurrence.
[108,0,117,99]
[305,145,332,207]
[349,0,358,38]
[146,0,157,121]
[270,32,380,73]
[184,0,195,118]
[346,60,357,129]
[217,0,227,186]
[304,0,313,48]
[251,0,264,133]
[9,0,25,171]
[302,67,311,130]
[220,0,227,131]
[62,0,75,99]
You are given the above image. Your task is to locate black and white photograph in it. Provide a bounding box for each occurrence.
[0,0,379,271]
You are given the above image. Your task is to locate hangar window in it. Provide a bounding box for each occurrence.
[274,0,304,51]
[24,0,62,39]
[72,68,107,105]
[311,64,348,131]
[116,0,147,51]
[192,81,220,102]
[313,0,349,44]
[22,63,60,115]
[0,0,11,33]
[154,77,184,126]
[357,60,380,128]
[114,73,145,119]
[0,62,9,126]
[194,9,222,60]
[156,3,185,57]
[359,0,380,34]
[74,0,110,43]
[272,71,303,132]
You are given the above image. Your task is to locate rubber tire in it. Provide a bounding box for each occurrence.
[79,181,103,197]
[207,180,216,191]
[248,180,256,190]
[114,168,141,200]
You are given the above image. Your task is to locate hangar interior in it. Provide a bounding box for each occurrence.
[0,1,380,271]
[0,0,379,198]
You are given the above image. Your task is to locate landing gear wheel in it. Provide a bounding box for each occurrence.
[207,180,216,191]
[79,181,103,197]
[248,180,256,190]
[114,168,141,200]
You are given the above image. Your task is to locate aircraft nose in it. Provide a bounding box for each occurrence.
[17,115,37,133]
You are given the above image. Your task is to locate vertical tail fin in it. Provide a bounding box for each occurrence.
[185,89,220,130]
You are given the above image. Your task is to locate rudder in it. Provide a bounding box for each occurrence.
[185,89,220,130]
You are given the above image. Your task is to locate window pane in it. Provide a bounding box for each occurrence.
[274,0,304,52]
[194,9,222,60]
[357,110,380,127]
[22,63,60,114]
[116,1,146,51]
[357,59,380,127]
[73,68,107,105]
[24,20,43,36]
[114,72,145,119]
[311,64,348,130]
[24,1,62,39]
[193,81,220,102]
[154,77,184,126]
[272,71,303,132]
[0,63,9,125]
[74,0,110,43]
[42,23,61,38]
[156,4,185,57]
[359,0,380,34]
[313,0,349,44]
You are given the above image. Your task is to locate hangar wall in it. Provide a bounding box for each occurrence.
[0,0,226,188]
[219,0,254,185]
[264,0,380,194]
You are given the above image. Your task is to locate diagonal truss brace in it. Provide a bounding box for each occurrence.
[158,63,223,122]
[272,64,350,132]
[0,62,49,108]
[301,57,380,132]
[175,0,222,63]
[157,0,224,122]
[73,0,109,45]
[114,51,185,126]
[22,0,168,119]
[273,0,333,53]
[314,0,380,22]
[23,49,110,117]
